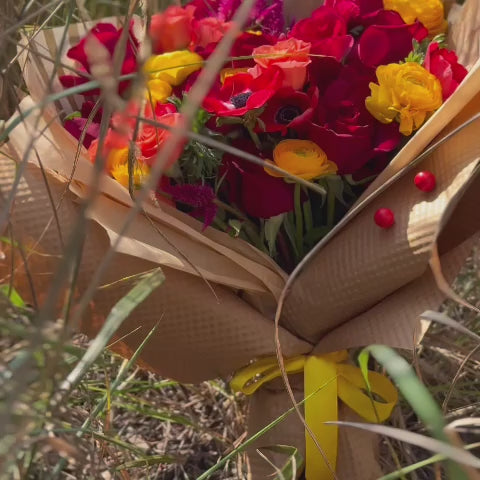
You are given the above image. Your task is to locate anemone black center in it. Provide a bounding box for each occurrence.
[275,105,302,124]
[231,92,252,109]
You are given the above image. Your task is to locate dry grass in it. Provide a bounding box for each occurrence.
[1,1,480,479]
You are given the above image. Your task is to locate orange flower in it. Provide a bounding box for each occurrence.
[149,5,195,53]
[251,38,312,90]
[136,112,186,169]
[266,140,338,180]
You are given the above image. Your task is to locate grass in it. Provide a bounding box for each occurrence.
[1,0,480,479]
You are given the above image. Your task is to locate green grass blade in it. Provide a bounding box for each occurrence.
[0,285,25,308]
[114,455,178,471]
[196,377,336,480]
[329,421,480,470]
[49,316,163,479]
[263,445,304,480]
[379,442,480,480]
[55,268,164,399]
[366,345,470,480]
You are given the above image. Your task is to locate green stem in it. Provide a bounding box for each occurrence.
[294,183,304,259]
[326,180,336,230]
[303,194,313,233]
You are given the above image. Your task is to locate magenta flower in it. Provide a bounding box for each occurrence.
[165,184,218,230]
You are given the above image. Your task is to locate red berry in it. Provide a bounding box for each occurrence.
[374,208,395,229]
[414,171,436,192]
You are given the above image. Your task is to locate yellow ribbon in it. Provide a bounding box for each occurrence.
[230,351,398,479]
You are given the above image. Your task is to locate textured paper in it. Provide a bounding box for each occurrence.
[1,1,479,478]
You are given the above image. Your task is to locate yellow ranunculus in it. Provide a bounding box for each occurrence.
[105,147,149,188]
[366,62,443,136]
[266,140,338,181]
[146,79,173,105]
[144,50,203,86]
[111,160,150,189]
[383,0,447,36]
[105,147,129,172]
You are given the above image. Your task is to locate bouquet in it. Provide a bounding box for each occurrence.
[2,0,480,477]
[59,0,468,270]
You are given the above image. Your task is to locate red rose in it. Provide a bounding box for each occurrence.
[290,6,353,85]
[291,6,348,41]
[59,22,139,95]
[308,121,400,174]
[425,42,468,100]
[306,66,401,174]
[221,142,295,219]
[189,0,221,19]
[355,12,428,68]
[203,66,283,117]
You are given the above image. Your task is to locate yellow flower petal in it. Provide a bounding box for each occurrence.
[144,50,203,86]
[111,161,150,189]
[366,62,442,136]
[220,67,249,84]
[106,148,129,172]
[146,79,173,105]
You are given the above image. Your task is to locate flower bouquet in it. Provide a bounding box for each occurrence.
[2,0,480,477]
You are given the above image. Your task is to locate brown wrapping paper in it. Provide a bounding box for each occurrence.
[1,1,480,477]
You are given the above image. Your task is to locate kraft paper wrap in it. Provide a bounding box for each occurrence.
[1,1,480,477]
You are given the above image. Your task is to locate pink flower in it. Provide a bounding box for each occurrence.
[149,6,195,53]
[192,17,234,48]
[251,38,311,90]
[425,42,468,100]
[64,101,102,148]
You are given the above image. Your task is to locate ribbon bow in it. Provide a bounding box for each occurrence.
[230,351,398,479]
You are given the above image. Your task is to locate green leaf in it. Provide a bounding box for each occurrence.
[264,214,285,257]
[0,285,25,308]
[228,219,243,238]
[303,227,330,249]
[64,111,81,121]
[283,213,299,258]
[326,175,349,207]
[357,349,371,391]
